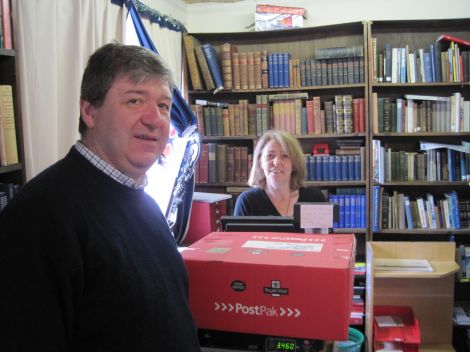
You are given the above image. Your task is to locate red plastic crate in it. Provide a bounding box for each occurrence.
[373,305,420,352]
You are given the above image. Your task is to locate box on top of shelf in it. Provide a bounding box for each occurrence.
[182,231,356,340]
[255,4,307,31]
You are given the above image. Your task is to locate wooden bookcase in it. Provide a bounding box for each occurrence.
[366,18,470,351]
[366,241,459,352]
[185,21,370,260]
[0,47,25,191]
[367,18,470,242]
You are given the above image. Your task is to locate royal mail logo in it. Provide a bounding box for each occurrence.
[264,280,288,297]
[214,302,301,318]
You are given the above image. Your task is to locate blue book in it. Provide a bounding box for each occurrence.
[304,155,310,180]
[372,186,381,232]
[339,195,345,228]
[329,195,339,228]
[341,155,348,181]
[201,44,224,93]
[360,194,366,228]
[344,195,351,228]
[355,194,361,229]
[335,155,342,181]
[354,155,361,181]
[403,195,414,229]
[309,155,316,181]
[450,191,461,229]
[429,44,436,83]
[422,52,432,83]
[328,155,335,181]
[283,53,290,88]
[400,48,407,83]
[268,54,274,88]
[274,53,281,88]
[350,194,356,228]
[315,155,323,181]
[322,155,330,181]
[348,155,355,181]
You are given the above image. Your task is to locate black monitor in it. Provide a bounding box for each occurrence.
[220,215,303,233]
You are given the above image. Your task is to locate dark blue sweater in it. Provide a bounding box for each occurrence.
[0,147,200,351]
[234,187,326,216]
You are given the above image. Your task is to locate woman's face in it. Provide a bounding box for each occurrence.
[260,139,293,187]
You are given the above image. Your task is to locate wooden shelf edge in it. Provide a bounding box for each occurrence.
[374,260,459,279]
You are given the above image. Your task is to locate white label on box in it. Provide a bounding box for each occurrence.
[299,203,334,229]
[242,240,323,252]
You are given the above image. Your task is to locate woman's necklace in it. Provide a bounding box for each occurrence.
[284,190,292,216]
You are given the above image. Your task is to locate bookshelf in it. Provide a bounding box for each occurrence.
[184,21,370,259]
[0,45,24,207]
[368,19,470,241]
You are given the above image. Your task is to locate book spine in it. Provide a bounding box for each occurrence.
[201,44,224,93]
[0,85,18,165]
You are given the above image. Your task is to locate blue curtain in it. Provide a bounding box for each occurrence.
[125,1,200,243]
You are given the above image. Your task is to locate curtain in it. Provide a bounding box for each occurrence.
[126,2,200,242]
[142,19,183,90]
[15,0,125,180]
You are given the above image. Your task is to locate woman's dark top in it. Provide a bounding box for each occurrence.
[234,186,327,216]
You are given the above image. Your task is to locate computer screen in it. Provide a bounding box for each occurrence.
[220,216,303,233]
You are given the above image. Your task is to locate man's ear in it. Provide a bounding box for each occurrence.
[80,99,96,128]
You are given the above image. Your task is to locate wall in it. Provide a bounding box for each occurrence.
[185,0,470,33]
[145,0,188,26]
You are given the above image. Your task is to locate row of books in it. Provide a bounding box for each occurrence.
[195,143,252,184]
[191,94,366,137]
[372,139,470,183]
[372,93,470,134]
[184,33,365,92]
[300,56,364,87]
[0,0,12,49]
[371,36,470,83]
[456,245,470,282]
[329,193,367,229]
[0,85,19,166]
[305,153,365,182]
[0,182,20,212]
[371,187,465,231]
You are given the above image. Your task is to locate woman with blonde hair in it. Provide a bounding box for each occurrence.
[234,130,325,216]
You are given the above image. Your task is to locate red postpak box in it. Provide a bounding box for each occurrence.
[182,232,356,340]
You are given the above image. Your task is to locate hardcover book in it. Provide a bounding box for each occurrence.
[0,85,18,165]
[183,34,203,90]
[194,41,215,91]
[201,44,224,93]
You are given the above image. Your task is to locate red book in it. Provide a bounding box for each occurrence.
[1,0,13,49]
[353,98,360,133]
[436,34,470,47]
[305,100,315,134]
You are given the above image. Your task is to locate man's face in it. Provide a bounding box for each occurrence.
[80,74,172,180]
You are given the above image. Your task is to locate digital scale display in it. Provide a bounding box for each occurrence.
[266,337,297,351]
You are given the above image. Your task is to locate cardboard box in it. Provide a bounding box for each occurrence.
[255,5,307,31]
[182,232,355,340]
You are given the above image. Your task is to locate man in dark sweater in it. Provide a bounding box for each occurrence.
[0,43,200,351]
